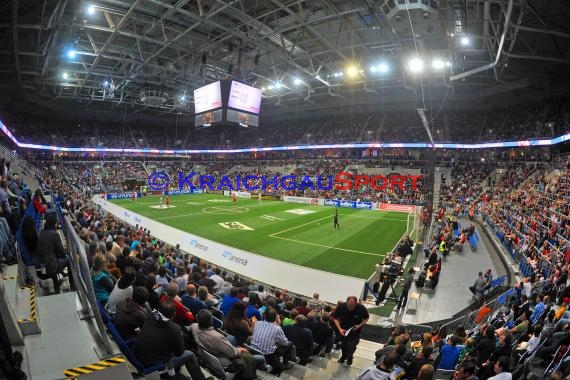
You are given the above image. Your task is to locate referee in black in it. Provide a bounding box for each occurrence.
[333,209,340,229]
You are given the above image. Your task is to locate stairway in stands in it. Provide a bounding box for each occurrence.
[257,339,379,380]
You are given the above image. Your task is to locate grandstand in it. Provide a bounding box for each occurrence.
[1,0,570,379]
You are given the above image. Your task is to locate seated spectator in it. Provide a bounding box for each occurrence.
[106,266,136,314]
[175,267,189,292]
[181,284,208,315]
[404,346,433,380]
[225,301,252,347]
[197,285,218,308]
[160,282,194,326]
[437,337,461,370]
[454,359,478,380]
[35,215,71,292]
[308,311,335,357]
[220,287,241,316]
[113,286,150,340]
[250,307,296,377]
[155,266,170,295]
[357,351,398,380]
[32,188,47,214]
[416,364,434,380]
[245,293,262,321]
[283,315,313,365]
[190,309,257,379]
[295,300,311,316]
[132,298,211,380]
[475,301,492,324]
[488,356,512,380]
[91,253,115,303]
[307,292,326,313]
[144,274,160,311]
[469,272,487,295]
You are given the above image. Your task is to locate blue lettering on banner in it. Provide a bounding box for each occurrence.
[106,192,140,200]
[189,239,209,252]
[323,199,372,209]
[221,250,248,266]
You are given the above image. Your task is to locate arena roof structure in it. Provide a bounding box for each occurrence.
[1,0,570,117]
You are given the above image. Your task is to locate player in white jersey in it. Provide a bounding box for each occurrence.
[159,196,164,208]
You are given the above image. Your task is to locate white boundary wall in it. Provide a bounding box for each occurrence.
[93,196,364,303]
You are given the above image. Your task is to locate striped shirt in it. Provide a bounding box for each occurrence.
[250,320,288,355]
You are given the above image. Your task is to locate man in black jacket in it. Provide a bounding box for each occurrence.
[283,315,314,365]
[113,286,149,340]
[308,312,335,356]
[35,217,70,291]
[133,298,211,380]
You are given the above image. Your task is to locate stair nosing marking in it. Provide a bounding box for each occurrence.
[63,356,125,378]
[0,276,17,280]
[17,285,36,323]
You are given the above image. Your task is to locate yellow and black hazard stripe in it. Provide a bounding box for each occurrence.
[17,285,36,323]
[0,276,17,280]
[64,357,126,378]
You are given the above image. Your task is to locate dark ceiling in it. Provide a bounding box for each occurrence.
[0,0,569,120]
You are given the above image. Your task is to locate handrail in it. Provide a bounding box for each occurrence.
[61,215,114,356]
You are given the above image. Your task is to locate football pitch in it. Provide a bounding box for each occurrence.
[111,193,409,279]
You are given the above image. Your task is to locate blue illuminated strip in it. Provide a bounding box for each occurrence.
[1,120,568,154]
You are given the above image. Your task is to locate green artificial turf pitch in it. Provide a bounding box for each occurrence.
[111,193,409,279]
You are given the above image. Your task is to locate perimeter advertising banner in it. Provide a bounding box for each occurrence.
[378,203,417,212]
[283,196,320,205]
[223,190,251,198]
[105,192,140,200]
[323,199,373,210]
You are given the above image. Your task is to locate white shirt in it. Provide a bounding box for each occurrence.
[209,274,224,291]
[522,282,532,298]
[488,372,512,380]
[106,284,133,314]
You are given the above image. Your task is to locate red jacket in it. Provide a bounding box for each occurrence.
[33,197,47,214]
[159,294,194,326]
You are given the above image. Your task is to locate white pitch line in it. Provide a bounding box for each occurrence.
[270,235,383,256]
[268,215,332,236]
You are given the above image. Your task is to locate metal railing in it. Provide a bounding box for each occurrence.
[60,215,114,356]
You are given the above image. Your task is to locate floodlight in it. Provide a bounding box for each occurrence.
[407,57,423,73]
[432,59,445,70]
[461,36,469,46]
[87,4,95,15]
[378,63,389,73]
[293,78,302,85]
[346,66,359,78]
[67,50,77,59]
[62,72,69,79]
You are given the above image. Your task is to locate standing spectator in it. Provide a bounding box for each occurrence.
[307,293,326,313]
[397,268,415,310]
[437,337,461,370]
[332,296,369,366]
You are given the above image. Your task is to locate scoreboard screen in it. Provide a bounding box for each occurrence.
[193,81,222,114]
[194,109,222,127]
[227,81,262,114]
[226,109,259,127]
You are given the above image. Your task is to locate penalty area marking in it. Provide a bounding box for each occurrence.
[269,235,383,256]
[149,205,176,209]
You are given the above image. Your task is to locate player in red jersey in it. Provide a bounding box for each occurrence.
[165,195,171,208]
[233,193,237,205]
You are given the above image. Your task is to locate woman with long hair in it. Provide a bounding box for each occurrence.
[225,301,252,346]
